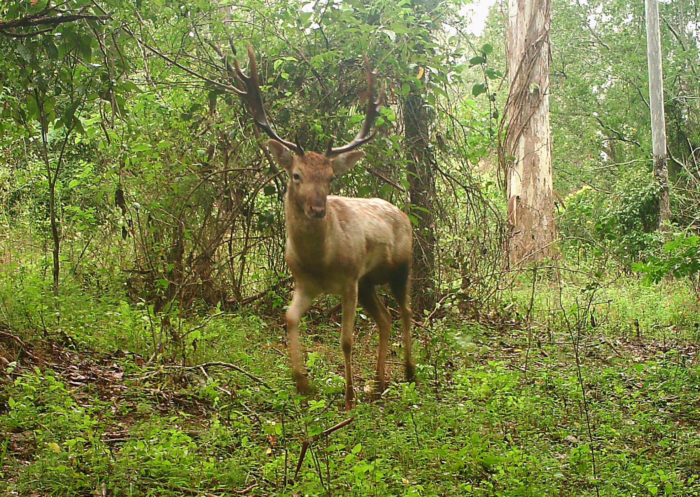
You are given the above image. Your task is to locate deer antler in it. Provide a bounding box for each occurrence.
[229,44,303,155]
[327,60,382,157]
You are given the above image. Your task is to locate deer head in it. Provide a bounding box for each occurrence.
[266,143,364,218]
[229,45,382,219]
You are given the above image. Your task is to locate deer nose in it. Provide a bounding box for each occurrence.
[310,205,326,218]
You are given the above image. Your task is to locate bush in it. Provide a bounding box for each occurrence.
[633,233,700,285]
[560,168,662,265]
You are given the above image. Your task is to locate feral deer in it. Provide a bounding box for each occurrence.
[230,46,415,409]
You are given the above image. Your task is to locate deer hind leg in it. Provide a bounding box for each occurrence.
[286,286,315,394]
[359,282,391,398]
[390,265,415,382]
[341,283,358,410]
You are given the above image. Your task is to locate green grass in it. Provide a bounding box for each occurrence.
[2,293,699,496]
[1,247,699,496]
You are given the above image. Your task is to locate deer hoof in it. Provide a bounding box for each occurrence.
[371,380,386,400]
[405,363,416,383]
[344,389,355,410]
[294,373,314,395]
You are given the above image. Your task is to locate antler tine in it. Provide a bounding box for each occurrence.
[328,61,382,157]
[295,133,305,155]
[232,44,302,154]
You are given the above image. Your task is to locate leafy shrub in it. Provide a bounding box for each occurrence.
[560,168,662,265]
[633,233,700,284]
[0,369,109,495]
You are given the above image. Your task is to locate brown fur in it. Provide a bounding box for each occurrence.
[267,140,415,409]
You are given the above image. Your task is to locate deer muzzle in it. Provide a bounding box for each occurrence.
[309,205,327,218]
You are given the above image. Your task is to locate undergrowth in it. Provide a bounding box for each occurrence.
[1,253,699,496]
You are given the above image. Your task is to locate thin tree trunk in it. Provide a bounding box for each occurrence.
[48,177,60,296]
[645,0,671,231]
[404,86,436,313]
[34,89,61,297]
[504,0,556,265]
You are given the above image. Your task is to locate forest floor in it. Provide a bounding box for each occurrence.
[1,280,699,496]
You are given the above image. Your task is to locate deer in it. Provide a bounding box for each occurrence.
[230,45,415,410]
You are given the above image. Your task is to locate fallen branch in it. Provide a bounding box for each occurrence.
[294,418,354,479]
[0,330,39,362]
[157,482,257,496]
[231,483,258,495]
[235,277,293,306]
[164,361,273,391]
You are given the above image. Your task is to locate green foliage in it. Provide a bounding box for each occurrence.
[560,167,664,264]
[633,234,700,284]
[1,368,110,495]
[3,306,699,495]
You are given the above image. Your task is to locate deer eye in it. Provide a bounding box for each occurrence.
[292,173,301,181]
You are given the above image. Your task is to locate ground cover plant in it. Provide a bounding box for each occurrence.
[1,255,698,496]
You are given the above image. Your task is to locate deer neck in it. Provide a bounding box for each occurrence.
[285,193,330,260]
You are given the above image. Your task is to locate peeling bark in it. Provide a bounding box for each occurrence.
[645,0,671,231]
[505,0,556,265]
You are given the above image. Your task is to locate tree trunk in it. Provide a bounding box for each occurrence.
[645,0,671,231]
[404,86,436,313]
[49,177,60,296]
[35,89,61,297]
[505,0,556,266]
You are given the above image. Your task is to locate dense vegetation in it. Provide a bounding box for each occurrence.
[1,0,698,495]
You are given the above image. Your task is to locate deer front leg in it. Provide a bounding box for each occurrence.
[286,287,314,394]
[341,283,358,410]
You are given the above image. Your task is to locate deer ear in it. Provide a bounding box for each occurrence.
[331,150,364,177]
[267,139,294,171]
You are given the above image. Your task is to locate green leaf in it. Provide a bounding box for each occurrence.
[469,56,485,66]
[73,118,85,135]
[481,43,493,55]
[44,40,58,60]
[471,83,487,97]
[389,22,409,35]
[77,35,92,62]
[15,44,32,64]
[131,143,151,153]
[485,68,501,80]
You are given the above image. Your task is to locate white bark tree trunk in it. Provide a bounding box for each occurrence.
[645,0,671,230]
[505,0,556,265]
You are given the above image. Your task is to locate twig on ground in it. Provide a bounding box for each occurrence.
[158,484,222,497]
[0,330,39,362]
[157,482,257,496]
[601,337,623,358]
[163,361,274,390]
[294,418,354,479]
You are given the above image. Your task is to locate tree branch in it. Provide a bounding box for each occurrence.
[0,10,110,36]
